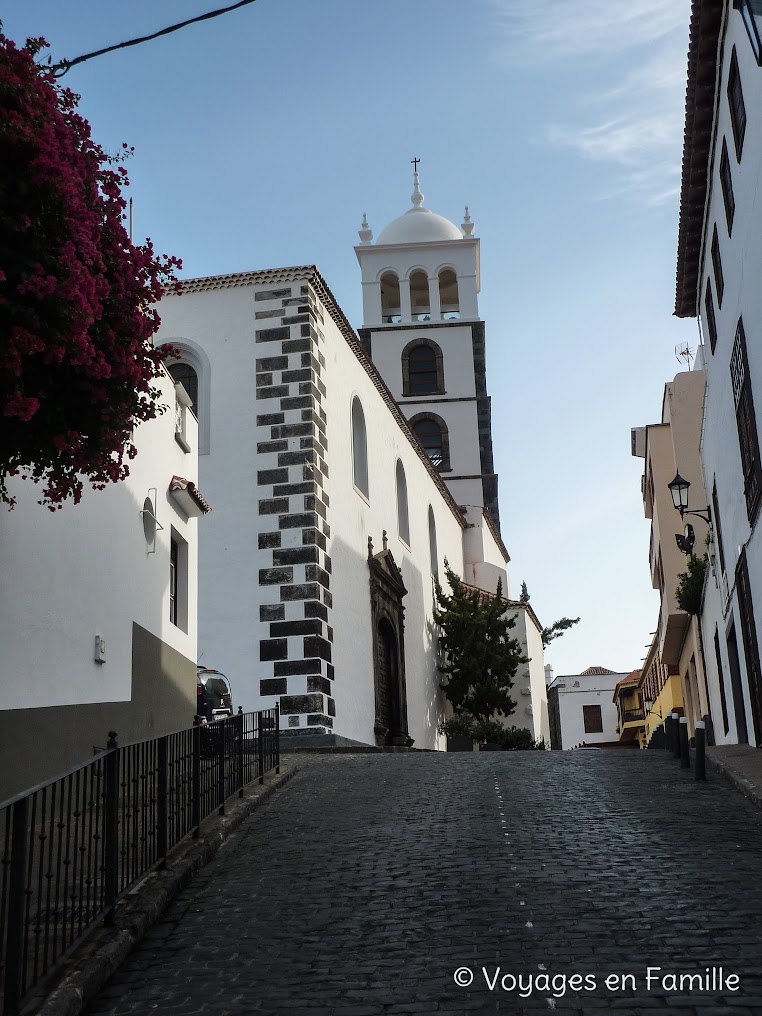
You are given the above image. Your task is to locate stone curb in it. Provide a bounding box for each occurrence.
[25,764,298,1016]
[703,751,762,811]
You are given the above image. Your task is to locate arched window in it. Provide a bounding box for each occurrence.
[401,338,445,396]
[428,506,439,577]
[409,270,431,321]
[396,460,410,546]
[380,272,401,323]
[351,396,369,497]
[438,269,460,319]
[410,413,451,472]
[168,362,199,415]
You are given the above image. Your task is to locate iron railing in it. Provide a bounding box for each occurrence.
[0,707,279,1015]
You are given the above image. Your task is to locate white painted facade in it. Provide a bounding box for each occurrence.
[552,669,626,749]
[156,267,476,749]
[676,1,762,746]
[510,605,550,743]
[0,368,200,713]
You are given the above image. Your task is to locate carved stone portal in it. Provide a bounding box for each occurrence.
[368,533,413,747]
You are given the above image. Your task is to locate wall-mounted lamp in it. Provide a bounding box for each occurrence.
[667,473,712,526]
[644,699,662,721]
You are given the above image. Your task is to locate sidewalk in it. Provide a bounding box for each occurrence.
[706,742,762,810]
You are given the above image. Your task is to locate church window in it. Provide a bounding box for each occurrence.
[409,270,431,321]
[168,362,199,415]
[162,341,211,455]
[428,506,438,577]
[438,269,460,320]
[380,272,401,323]
[351,396,369,497]
[410,413,450,472]
[401,338,444,397]
[396,460,410,546]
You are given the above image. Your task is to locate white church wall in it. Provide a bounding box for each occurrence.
[156,268,467,748]
[0,367,199,713]
[508,608,547,741]
[322,312,466,749]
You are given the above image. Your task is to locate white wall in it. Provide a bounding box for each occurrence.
[508,607,548,742]
[555,672,625,749]
[0,369,199,711]
[697,10,762,745]
[322,312,466,750]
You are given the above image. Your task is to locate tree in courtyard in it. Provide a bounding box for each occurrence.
[433,562,525,723]
[0,28,181,509]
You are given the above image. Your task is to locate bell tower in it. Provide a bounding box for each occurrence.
[355,167,499,525]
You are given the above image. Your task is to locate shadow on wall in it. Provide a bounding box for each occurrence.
[0,623,196,802]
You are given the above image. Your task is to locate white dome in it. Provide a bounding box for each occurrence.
[376,206,463,245]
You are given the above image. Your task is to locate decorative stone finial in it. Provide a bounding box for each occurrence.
[411,171,424,209]
[461,205,474,236]
[382,529,388,551]
[358,212,373,245]
[368,535,374,558]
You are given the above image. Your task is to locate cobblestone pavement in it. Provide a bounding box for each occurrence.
[85,751,762,1015]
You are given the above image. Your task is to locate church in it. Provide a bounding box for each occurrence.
[155,170,548,749]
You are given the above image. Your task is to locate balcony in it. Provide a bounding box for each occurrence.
[621,707,645,724]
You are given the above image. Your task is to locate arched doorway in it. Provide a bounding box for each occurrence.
[376,618,401,741]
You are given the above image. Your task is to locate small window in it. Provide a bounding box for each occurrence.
[169,362,199,415]
[728,47,747,160]
[719,138,735,235]
[705,279,718,354]
[711,226,724,308]
[402,338,444,397]
[583,704,603,734]
[712,479,726,575]
[408,345,437,394]
[351,396,369,497]
[409,270,431,321]
[169,530,189,632]
[730,319,762,521]
[411,414,450,471]
[438,269,460,320]
[380,272,401,324]
[428,506,438,577]
[396,460,410,546]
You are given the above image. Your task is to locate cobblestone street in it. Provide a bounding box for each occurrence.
[85,752,762,1015]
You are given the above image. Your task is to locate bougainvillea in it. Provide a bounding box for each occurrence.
[0,30,181,508]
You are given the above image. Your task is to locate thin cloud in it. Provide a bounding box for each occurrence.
[489,0,690,205]
[491,0,688,61]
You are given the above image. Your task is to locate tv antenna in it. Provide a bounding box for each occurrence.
[675,342,694,369]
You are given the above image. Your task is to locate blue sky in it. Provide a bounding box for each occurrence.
[6,0,697,677]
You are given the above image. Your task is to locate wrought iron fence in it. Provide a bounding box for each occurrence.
[0,707,279,1016]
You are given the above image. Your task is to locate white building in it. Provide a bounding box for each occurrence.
[549,667,626,750]
[155,172,542,748]
[0,369,208,797]
[675,0,762,745]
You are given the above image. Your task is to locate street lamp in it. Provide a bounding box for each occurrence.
[668,471,712,526]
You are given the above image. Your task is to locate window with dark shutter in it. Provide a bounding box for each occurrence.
[583,704,603,734]
[705,279,718,354]
[712,479,726,575]
[728,47,747,160]
[711,226,724,307]
[720,139,735,234]
[730,319,762,521]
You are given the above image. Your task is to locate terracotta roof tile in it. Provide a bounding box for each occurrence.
[579,666,617,677]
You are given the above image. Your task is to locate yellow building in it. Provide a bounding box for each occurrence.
[614,671,646,747]
[640,630,684,746]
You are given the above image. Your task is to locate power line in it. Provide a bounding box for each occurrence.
[51,0,260,78]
